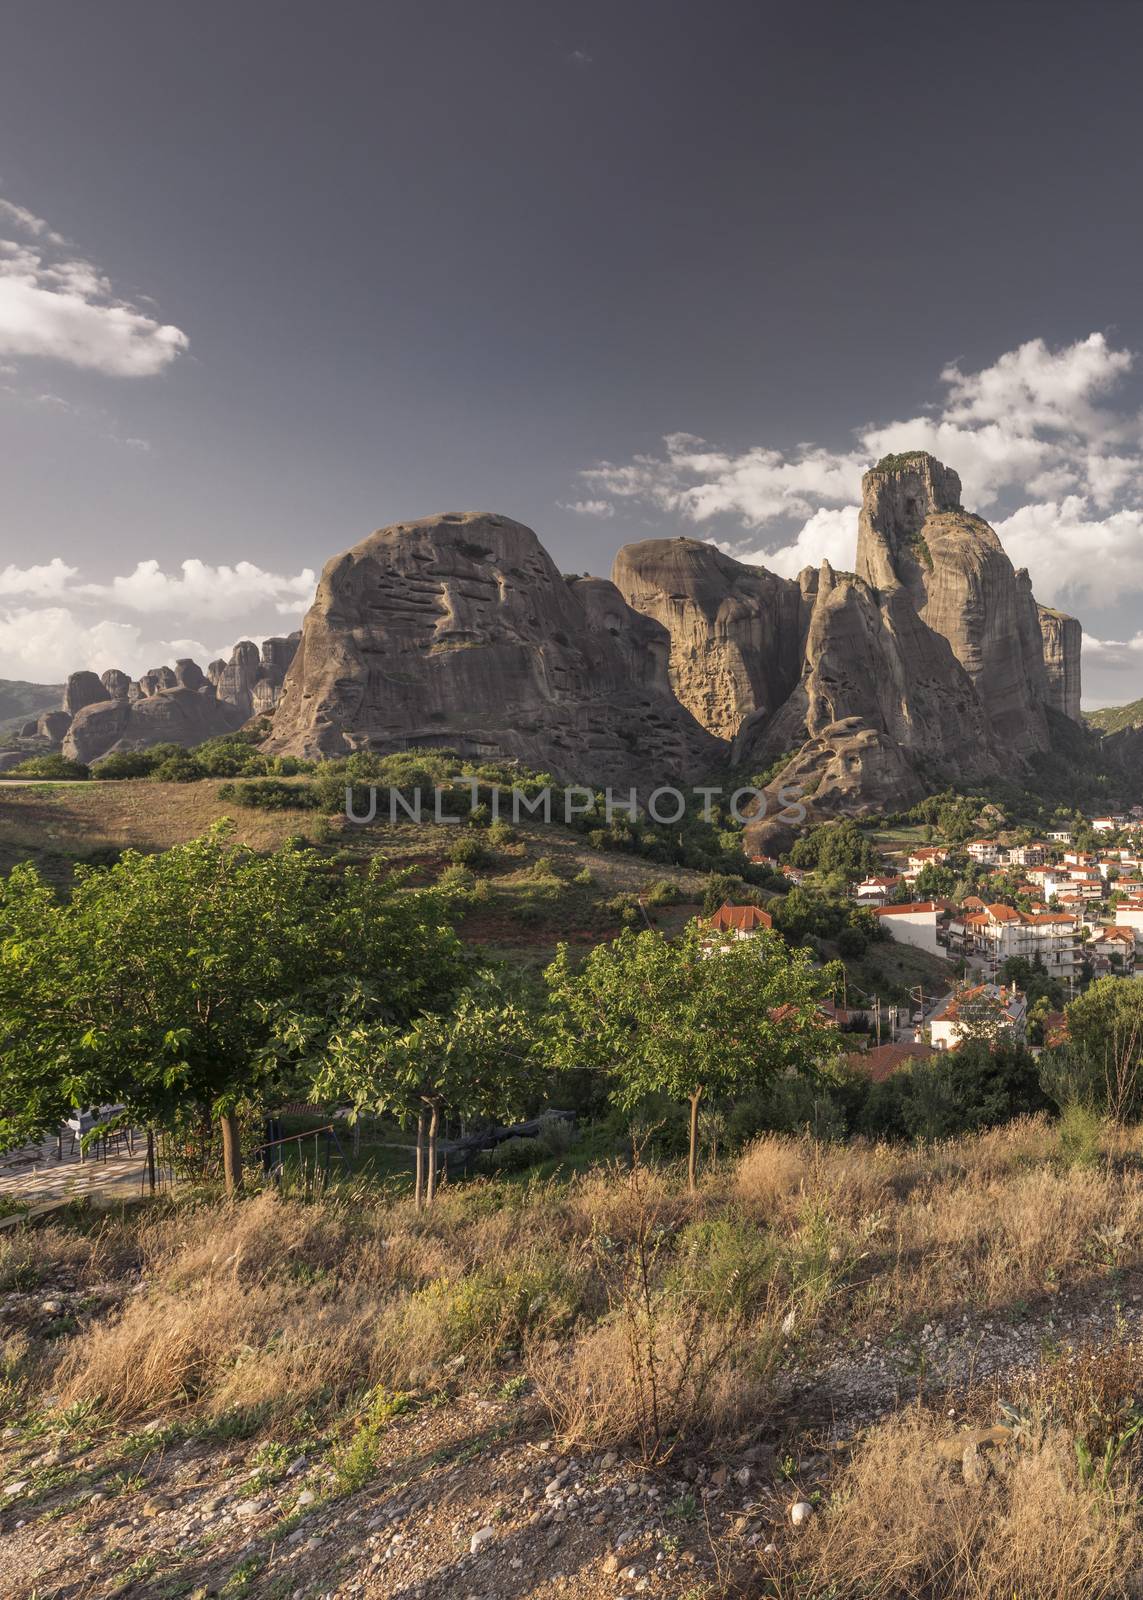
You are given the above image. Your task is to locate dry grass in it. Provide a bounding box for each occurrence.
[2,1114,1142,1456]
[772,1406,1137,1599]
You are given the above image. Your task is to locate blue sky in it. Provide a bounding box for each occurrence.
[3,0,1143,704]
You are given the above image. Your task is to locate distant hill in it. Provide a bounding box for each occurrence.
[0,678,62,734]
[1086,698,1143,734]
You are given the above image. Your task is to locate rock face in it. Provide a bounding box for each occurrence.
[263,512,724,784]
[37,636,301,767]
[731,561,999,809]
[1038,605,1083,721]
[611,539,807,739]
[855,454,1055,752]
[207,635,300,720]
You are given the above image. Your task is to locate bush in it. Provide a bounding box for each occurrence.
[3,753,89,780]
[646,879,683,907]
[487,820,516,849]
[450,833,488,868]
[216,779,319,811]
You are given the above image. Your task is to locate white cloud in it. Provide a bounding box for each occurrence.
[0,555,315,680]
[0,606,225,683]
[584,433,865,526]
[0,555,315,617]
[992,499,1143,609]
[77,558,316,619]
[558,498,615,518]
[0,558,78,597]
[0,194,187,377]
[0,198,65,244]
[728,505,860,578]
[578,333,1143,626]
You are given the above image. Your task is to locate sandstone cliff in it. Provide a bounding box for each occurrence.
[855,453,1055,752]
[263,512,724,785]
[1038,605,1083,722]
[610,539,807,739]
[730,561,999,809]
[40,634,300,766]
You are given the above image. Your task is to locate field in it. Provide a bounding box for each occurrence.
[3,1118,1143,1599]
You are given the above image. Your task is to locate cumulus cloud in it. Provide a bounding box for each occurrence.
[0,606,225,683]
[0,195,188,376]
[0,556,316,680]
[728,505,861,578]
[579,331,1143,624]
[0,556,314,618]
[77,558,317,619]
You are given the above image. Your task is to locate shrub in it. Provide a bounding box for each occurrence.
[487,820,516,848]
[646,879,683,907]
[1057,1102,1104,1168]
[4,753,88,780]
[450,833,488,867]
[216,779,319,811]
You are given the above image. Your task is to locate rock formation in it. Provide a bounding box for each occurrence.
[730,560,999,809]
[263,512,724,784]
[29,453,1083,812]
[610,539,807,739]
[28,634,300,767]
[1038,605,1083,721]
[855,453,1066,752]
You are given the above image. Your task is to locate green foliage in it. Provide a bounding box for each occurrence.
[1042,978,1143,1120]
[1056,1102,1104,1168]
[546,921,840,1185]
[91,736,310,782]
[449,833,488,868]
[860,1040,1050,1141]
[0,825,469,1151]
[2,753,89,780]
[874,450,930,473]
[333,1387,416,1494]
[312,971,539,1136]
[646,879,684,907]
[216,779,319,810]
[671,1218,776,1315]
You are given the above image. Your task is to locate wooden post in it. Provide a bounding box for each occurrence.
[146,1128,156,1195]
[427,1103,440,1206]
[220,1113,243,1196]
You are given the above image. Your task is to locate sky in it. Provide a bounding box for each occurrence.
[3,0,1143,705]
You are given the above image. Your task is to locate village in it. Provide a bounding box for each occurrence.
[708,807,1143,1085]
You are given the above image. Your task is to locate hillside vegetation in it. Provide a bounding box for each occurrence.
[4,1118,1143,1598]
[1086,697,1143,734]
[0,677,62,733]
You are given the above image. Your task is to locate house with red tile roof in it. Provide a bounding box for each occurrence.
[707,902,773,936]
[846,1040,937,1083]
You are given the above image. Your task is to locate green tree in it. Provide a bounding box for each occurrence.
[312,976,537,1207]
[545,922,839,1190]
[1040,977,1143,1121]
[0,827,468,1192]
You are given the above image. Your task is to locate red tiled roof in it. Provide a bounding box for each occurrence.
[875,901,941,916]
[708,901,773,932]
[846,1041,936,1083]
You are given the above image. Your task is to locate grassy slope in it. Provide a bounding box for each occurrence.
[0,780,709,958]
[1086,697,1143,734]
[0,678,63,734]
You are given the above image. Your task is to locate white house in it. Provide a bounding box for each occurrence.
[926,984,1027,1050]
[874,901,944,959]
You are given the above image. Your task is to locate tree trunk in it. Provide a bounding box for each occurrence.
[687,1087,703,1194]
[220,1112,243,1197]
[146,1127,156,1195]
[426,1102,440,1206]
[414,1108,426,1212]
